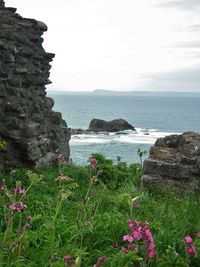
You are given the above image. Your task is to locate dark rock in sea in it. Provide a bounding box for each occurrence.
[89,118,135,132]
[141,132,200,191]
[0,2,70,170]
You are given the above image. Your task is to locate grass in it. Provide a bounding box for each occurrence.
[0,154,200,267]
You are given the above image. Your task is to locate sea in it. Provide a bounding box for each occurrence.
[47,91,200,165]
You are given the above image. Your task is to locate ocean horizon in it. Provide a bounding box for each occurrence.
[48,91,200,165]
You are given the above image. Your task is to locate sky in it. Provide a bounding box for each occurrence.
[5,0,200,92]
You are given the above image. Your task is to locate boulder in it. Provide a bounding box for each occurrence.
[141,132,200,191]
[89,118,135,132]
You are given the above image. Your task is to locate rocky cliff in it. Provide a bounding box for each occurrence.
[142,132,200,191]
[0,0,70,170]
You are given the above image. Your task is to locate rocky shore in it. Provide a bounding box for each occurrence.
[142,132,200,191]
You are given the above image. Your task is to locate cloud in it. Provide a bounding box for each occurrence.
[145,67,200,92]
[188,24,200,32]
[156,0,200,10]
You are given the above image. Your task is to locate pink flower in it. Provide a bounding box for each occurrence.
[128,245,138,251]
[186,245,197,256]
[128,219,142,240]
[9,202,27,213]
[89,157,97,169]
[64,255,75,267]
[123,235,134,243]
[184,236,197,256]
[18,187,26,196]
[141,223,156,259]
[1,178,6,194]
[184,236,193,245]
[93,256,106,267]
[120,247,128,254]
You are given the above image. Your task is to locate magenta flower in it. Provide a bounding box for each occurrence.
[89,157,97,169]
[93,256,106,267]
[17,187,26,196]
[125,220,156,259]
[127,245,138,251]
[184,236,197,256]
[128,219,142,240]
[64,255,75,267]
[9,202,27,213]
[141,223,156,259]
[186,245,197,256]
[184,236,193,245]
[1,178,6,194]
[123,235,134,243]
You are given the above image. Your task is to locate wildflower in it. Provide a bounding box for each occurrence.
[89,157,97,169]
[9,202,27,213]
[1,178,6,194]
[184,236,197,256]
[127,220,155,258]
[17,187,26,196]
[141,223,156,259]
[93,256,106,267]
[128,219,142,240]
[123,235,134,243]
[120,247,129,254]
[184,236,193,245]
[128,245,138,251]
[64,255,75,267]
[197,232,200,238]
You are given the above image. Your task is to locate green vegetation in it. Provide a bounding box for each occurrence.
[0,154,200,266]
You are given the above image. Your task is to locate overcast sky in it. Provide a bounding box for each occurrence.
[6,0,200,92]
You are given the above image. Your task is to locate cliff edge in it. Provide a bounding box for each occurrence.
[0,0,70,170]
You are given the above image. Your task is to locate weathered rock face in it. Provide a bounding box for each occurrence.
[142,132,200,191]
[89,119,135,132]
[0,1,70,170]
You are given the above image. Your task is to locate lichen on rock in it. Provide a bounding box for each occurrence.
[0,2,70,170]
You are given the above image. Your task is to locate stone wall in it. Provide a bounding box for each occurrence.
[0,0,71,170]
[141,132,200,191]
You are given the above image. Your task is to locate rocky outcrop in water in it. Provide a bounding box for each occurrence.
[70,118,135,135]
[0,0,70,170]
[142,132,200,191]
[89,118,135,132]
